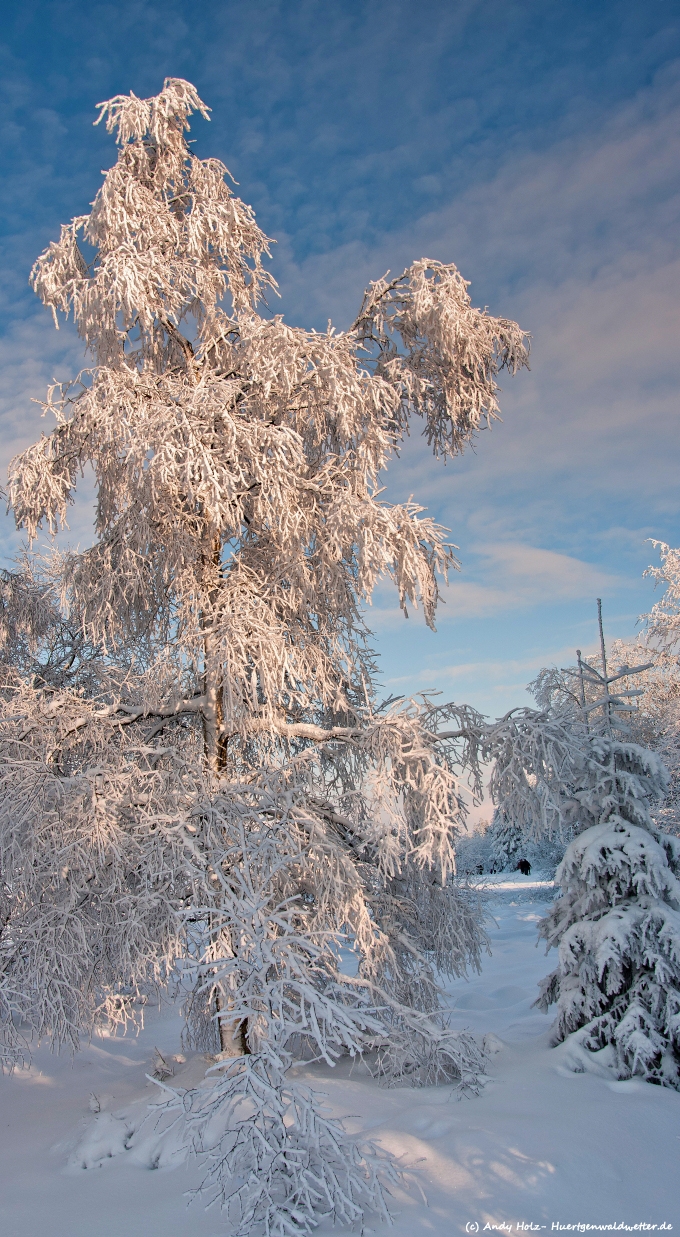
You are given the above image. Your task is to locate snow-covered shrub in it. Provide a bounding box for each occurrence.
[179,786,486,1086]
[154,1048,398,1237]
[0,682,488,1077]
[524,834,568,876]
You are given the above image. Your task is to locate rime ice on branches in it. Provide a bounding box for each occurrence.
[1,79,530,1229]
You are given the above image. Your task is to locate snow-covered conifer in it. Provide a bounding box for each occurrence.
[536,787,680,1087]
[487,808,524,871]
[500,607,680,1087]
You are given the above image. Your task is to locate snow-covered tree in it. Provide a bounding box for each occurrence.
[490,605,680,1088]
[472,809,564,875]
[561,546,680,838]
[536,789,680,1088]
[644,542,680,651]
[0,78,529,1226]
[454,818,495,875]
[623,542,680,836]
[455,814,565,876]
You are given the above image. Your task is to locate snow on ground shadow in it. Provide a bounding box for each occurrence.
[0,874,677,1237]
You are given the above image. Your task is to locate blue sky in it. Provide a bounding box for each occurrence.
[1,0,679,717]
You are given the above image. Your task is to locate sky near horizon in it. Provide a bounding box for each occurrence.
[1,0,679,718]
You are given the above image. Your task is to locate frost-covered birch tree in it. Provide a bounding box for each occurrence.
[0,78,531,1231]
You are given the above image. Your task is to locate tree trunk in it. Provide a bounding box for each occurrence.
[201,534,228,776]
[202,536,246,1053]
[215,989,249,1056]
[203,625,226,776]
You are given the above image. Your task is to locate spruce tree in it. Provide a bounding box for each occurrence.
[493,605,680,1087]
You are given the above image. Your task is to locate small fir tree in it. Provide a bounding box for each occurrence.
[501,603,680,1087]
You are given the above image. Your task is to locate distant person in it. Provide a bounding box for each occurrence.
[517,859,531,876]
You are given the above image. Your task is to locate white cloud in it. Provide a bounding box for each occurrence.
[464,542,622,606]
[367,541,622,630]
[273,60,680,541]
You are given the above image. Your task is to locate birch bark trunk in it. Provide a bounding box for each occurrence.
[201,537,245,1053]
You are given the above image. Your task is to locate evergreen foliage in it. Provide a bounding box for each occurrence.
[496,607,680,1087]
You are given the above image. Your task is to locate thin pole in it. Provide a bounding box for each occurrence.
[576,648,589,733]
[597,598,612,734]
[597,599,608,681]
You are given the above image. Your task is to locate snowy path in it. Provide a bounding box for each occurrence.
[1,877,678,1236]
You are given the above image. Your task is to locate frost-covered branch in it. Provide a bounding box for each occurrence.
[1,76,532,1227]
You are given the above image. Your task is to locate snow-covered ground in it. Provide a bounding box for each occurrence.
[1,874,678,1236]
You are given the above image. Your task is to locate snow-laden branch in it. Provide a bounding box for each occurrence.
[0,75,532,1226]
